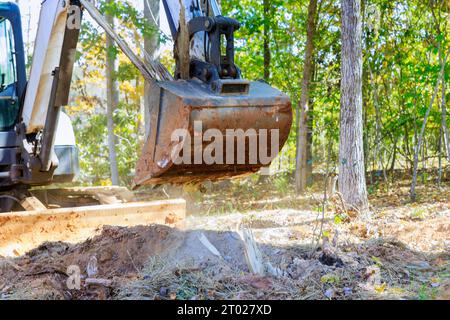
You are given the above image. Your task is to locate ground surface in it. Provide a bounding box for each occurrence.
[0,176,449,300]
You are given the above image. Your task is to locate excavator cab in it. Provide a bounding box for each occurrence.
[0,4,29,188]
[133,1,293,186]
[0,2,79,189]
[0,5,26,132]
[0,17,19,130]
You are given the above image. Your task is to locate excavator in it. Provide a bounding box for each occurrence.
[0,0,291,255]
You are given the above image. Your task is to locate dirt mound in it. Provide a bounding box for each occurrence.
[0,225,250,300]
[171,230,249,271]
[31,225,184,276]
[1,225,184,299]
[1,196,448,300]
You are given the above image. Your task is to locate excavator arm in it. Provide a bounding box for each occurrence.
[135,0,292,186]
[15,0,292,187]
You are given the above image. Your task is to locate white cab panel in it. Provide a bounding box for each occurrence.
[22,0,69,134]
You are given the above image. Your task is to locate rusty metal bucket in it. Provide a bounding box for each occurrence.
[133,79,292,187]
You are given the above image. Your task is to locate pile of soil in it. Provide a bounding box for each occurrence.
[1,225,181,299]
[0,180,448,300]
[0,224,249,300]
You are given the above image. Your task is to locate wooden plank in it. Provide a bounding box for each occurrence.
[0,199,186,257]
[20,197,47,212]
[85,278,113,288]
[177,1,190,79]
[31,187,138,207]
[48,187,136,203]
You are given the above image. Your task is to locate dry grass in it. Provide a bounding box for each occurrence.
[126,176,450,300]
[118,257,247,300]
[1,176,448,300]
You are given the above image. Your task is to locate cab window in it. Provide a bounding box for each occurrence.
[0,17,19,131]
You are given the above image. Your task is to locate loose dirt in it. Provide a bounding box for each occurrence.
[0,181,448,300]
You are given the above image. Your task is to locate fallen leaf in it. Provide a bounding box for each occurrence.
[169,292,177,300]
[431,278,441,288]
[321,273,340,284]
[374,283,387,294]
[390,287,405,295]
[239,275,273,291]
[371,256,383,267]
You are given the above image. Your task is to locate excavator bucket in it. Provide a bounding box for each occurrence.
[133,79,292,187]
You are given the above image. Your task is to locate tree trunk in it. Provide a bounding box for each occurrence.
[306,94,314,182]
[105,5,120,186]
[306,60,318,183]
[369,64,387,183]
[389,137,398,175]
[295,0,318,194]
[143,0,160,138]
[338,0,368,211]
[263,0,271,81]
[438,125,443,187]
[165,1,210,63]
[441,71,450,161]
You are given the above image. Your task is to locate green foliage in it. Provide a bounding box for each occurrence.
[417,284,439,300]
[71,0,155,186]
[73,114,109,184]
[321,273,340,284]
[73,102,141,186]
[274,175,290,195]
[223,0,450,180]
[410,208,427,220]
[70,0,450,188]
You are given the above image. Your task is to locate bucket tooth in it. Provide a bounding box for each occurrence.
[133,80,292,187]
